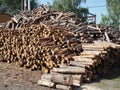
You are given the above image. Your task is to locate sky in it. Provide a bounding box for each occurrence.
[37,0,107,24]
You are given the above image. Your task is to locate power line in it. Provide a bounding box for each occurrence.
[87,5,106,8]
[84,2,105,4]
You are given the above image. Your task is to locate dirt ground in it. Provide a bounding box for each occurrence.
[0,62,57,90]
[0,62,120,90]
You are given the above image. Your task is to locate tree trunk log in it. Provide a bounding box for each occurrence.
[53,66,86,74]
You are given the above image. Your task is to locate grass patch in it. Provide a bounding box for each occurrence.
[114,85,120,88]
[114,76,120,81]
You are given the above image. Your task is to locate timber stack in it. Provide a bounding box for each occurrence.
[0,23,83,73]
[1,5,119,43]
[38,42,120,90]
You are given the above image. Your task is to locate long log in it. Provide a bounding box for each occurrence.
[53,66,86,74]
[69,61,94,67]
[40,73,83,86]
[79,54,96,58]
[80,51,106,55]
[72,56,94,62]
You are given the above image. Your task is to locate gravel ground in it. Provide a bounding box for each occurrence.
[0,62,120,90]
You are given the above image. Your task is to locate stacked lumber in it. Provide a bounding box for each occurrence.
[0,22,83,73]
[38,42,120,90]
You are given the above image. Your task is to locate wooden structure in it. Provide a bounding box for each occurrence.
[87,13,96,24]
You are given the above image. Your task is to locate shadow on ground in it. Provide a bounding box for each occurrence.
[92,69,120,83]
[73,69,120,90]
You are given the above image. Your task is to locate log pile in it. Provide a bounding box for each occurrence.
[106,27,120,44]
[1,5,94,43]
[0,22,83,73]
[81,41,120,77]
[1,5,119,44]
[38,42,120,90]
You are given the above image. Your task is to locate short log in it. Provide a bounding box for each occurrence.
[37,79,55,88]
[51,73,73,86]
[55,84,72,90]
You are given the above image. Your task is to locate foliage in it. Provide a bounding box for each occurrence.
[0,0,20,15]
[100,0,120,27]
[51,0,89,21]
[0,0,37,15]
[30,0,38,10]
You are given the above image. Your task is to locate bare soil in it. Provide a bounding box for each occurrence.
[0,62,56,90]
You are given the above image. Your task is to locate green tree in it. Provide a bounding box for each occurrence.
[0,0,37,15]
[51,0,89,21]
[0,0,20,15]
[30,0,38,10]
[100,0,120,27]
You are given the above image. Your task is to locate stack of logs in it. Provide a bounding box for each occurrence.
[0,23,83,73]
[2,5,95,43]
[1,5,119,43]
[2,5,120,43]
[38,42,120,90]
